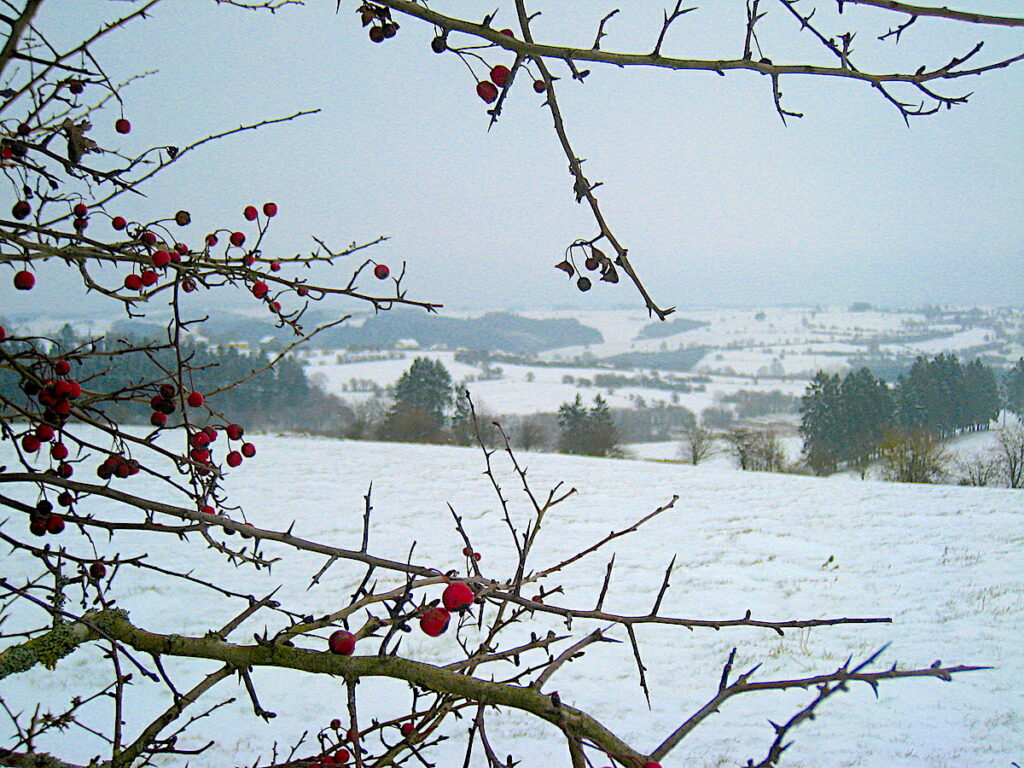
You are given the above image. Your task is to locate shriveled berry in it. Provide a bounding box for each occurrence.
[368,25,385,42]
[430,36,446,53]
[577,276,592,292]
[476,80,498,104]
[12,200,30,220]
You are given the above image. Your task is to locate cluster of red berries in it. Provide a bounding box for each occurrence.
[472,31,546,104]
[462,545,482,562]
[28,499,65,537]
[71,201,89,233]
[418,581,476,637]
[316,747,351,767]
[188,423,255,472]
[19,422,74,477]
[148,383,178,427]
[20,363,82,430]
[96,453,141,481]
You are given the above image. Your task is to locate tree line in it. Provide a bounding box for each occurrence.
[801,354,1022,476]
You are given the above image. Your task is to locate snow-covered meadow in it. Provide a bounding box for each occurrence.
[2,433,1022,767]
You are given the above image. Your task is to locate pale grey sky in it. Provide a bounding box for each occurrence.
[3,1,1022,320]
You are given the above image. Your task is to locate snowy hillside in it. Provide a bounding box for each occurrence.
[3,435,1021,768]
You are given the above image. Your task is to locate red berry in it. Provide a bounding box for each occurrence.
[241,442,256,458]
[476,80,498,104]
[473,552,482,562]
[0,325,5,342]
[229,231,245,247]
[182,277,197,292]
[270,261,281,272]
[13,269,34,290]
[187,391,204,408]
[57,492,73,507]
[36,424,55,441]
[51,442,69,460]
[152,250,171,268]
[21,434,41,452]
[54,360,71,376]
[141,270,159,286]
[115,118,132,134]
[419,606,451,637]
[30,519,46,536]
[150,412,167,427]
[263,202,278,217]
[490,65,510,88]
[205,233,219,247]
[400,722,414,737]
[243,205,258,221]
[73,203,89,217]
[112,216,127,230]
[462,546,473,557]
[328,630,357,656]
[68,80,84,95]
[296,285,309,297]
[226,423,244,440]
[174,242,189,255]
[203,426,218,442]
[242,254,255,267]
[373,264,389,280]
[442,581,475,612]
[89,562,107,580]
[644,763,662,768]
[190,448,211,463]
[226,450,243,467]
[140,231,157,246]
[269,301,281,313]
[190,431,211,449]
[46,514,65,534]
[500,28,514,37]
[333,749,350,765]
[73,217,88,232]
[200,504,216,515]
[124,274,143,290]
[12,200,30,220]
[252,281,269,299]
[57,462,73,478]
[16,122,30,136]
[533,79,547,93]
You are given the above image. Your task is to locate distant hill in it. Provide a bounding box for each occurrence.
[636,317,709,340]
[314,310,603,354]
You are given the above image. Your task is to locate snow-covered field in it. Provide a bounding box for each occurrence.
[3,434,1022,768]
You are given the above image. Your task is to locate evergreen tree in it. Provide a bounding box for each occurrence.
[586,395,620,457]
[799,371,842,475]
[896,356,936,434]
[390,357,454,425]
[962,359,1000,431]
[557,394,590,455]
[838,367,893,473]
[1005,358,1024,420]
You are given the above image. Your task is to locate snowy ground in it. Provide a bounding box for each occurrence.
[2,434,1022,768]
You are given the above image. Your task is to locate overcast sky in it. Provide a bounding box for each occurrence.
[2,1,1022,320]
